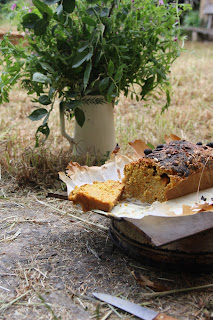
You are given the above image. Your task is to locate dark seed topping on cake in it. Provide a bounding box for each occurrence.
[156,144,164,149]
[196,142,203,145]
[144,140,213,177]
[144,149,153,155]
[201,195,207,201]
[207,142,213,148]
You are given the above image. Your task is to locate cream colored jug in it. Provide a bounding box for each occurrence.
[60,96,116,160]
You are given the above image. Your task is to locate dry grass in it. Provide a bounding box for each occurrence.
[1,41,213,188]
[115,41,213,152]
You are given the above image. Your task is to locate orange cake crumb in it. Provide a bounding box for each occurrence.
[69,180,124,212]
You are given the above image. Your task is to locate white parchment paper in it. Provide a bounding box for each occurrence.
[59,152,213,220]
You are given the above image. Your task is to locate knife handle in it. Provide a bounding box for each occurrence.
[154,313,178,320]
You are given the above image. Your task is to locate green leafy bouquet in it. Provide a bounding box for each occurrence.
[0,0,190,144]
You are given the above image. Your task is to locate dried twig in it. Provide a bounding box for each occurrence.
[37,293,59,320]
[142,283,213,298]
[107,304,123,318]
[86,241,101,260]
[0,290,31,312]
[76,297,87,310]
[0,286,10,292]
[0,229,21,243]
[101,309,113,320]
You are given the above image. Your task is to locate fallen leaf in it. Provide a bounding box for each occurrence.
[131,271,171,292]
[165,134,181,144]
[182,201,213,216]
[112,143,120,154]
[129,139,149,157]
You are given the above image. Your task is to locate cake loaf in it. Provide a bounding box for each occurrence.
[122,140,213,203]
[69,180,124,212]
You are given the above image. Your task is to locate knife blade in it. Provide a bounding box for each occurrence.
[92,292,178,320]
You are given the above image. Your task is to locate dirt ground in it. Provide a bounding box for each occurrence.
[0,180,213,320]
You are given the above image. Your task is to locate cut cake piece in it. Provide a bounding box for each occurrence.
[122,140,213,203]
[69,180,124,212]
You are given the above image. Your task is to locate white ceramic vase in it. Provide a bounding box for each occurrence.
[60,96,116,160]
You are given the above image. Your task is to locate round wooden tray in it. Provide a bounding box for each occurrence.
[109,219,213,271]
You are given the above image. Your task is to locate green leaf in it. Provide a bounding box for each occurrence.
[32,0,53,19]
[107,83,115,102]
[48,87,55,99]
[86,46,93,61]
[72,50,92,68]
[156,68,166,81]
[83,61,92,90]
[99,77,109,92]
[82,16,96,27]
[63,0,75,13]
[39,62,54,73]
[147,142,155,149]
[22,13,40,29]
[114,68,123,82]
[86,8,95,16]
[161,89,171,113]
[74,107,85,127]
[107,60,114,77]
[33,72,49,83]
[35,123,50,146]
[122,7,129,15]
[96,23,105,35]
[43,0,60,4]
[51,24,58,36]
[28,108,48,121]
[61,100,81,110]
[86,0,99,3]
[100,8,109,17]
[38,95,51,105]
[72,55,87,68]
[78,41,89,53]
[56,4,63,21]
[141,76,155,99]
[42,112,50,125]
[34,19,49,36]
[57,39,71,54]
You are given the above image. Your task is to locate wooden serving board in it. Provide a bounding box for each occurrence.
[125,211,213,246]
[110,218,213,271]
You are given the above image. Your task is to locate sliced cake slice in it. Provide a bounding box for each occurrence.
[69,180,124,212]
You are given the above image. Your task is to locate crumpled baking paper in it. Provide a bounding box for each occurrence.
[59,151,137,195]
[59,144,213,220]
